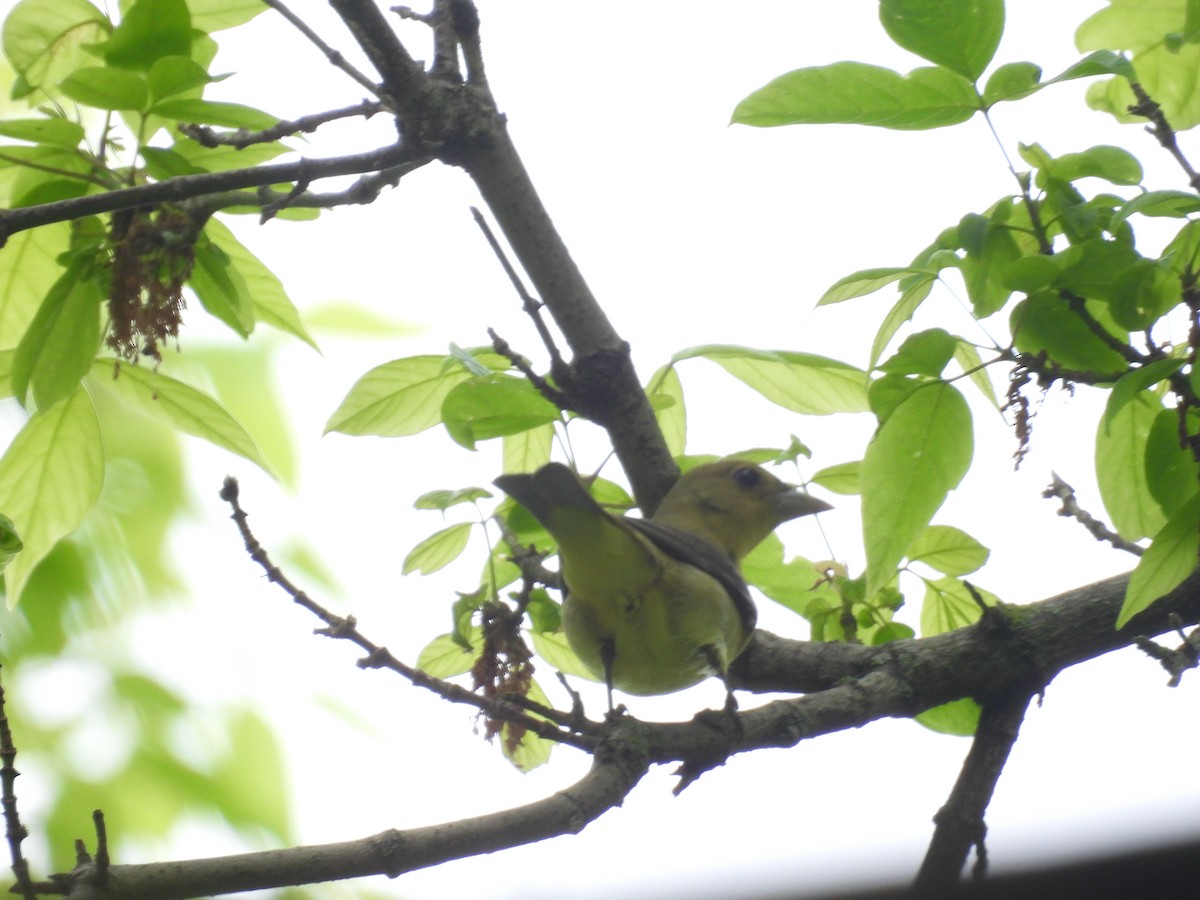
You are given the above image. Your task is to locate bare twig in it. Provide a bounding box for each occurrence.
[218,476,596,751]
[1042,472,1144,556]
[180,100,385,148]
[1128,82,1200,192]
[261,0,382,96]
[1135,614,1200,686]
[0,665,37,900]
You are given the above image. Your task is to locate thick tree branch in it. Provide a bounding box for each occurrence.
[42,726,650,899]
[914,693,1032,891]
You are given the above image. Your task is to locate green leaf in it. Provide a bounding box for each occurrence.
[416,629,482,679]
[1145,407,1199,517]
[1046,50,1135,84]
[58,65,148,111]
[982,61,1043,105]
[1009,293,1129,374]
[95,0,190,70]
[402,522,473,575]
[1001,254,1063,292]
[916,698,980,736]
[189,237,254,337]
[0,514,23,574]
[441,375,561,450]
[869,276,934,367]
[647,364,687,457]
[502,678,555,772]
[201,218,316,349]
[502,424,554,477]
[862,382,973,598]
[1119,493,1200,628]
[879,0,1004,81]
[1112,190,1200,228]
[211,711,290,838]
[732,62,978,130]
[953,339,998,408]
[675,345,869,414]
[325,355,474,437]
[90,359,275,476]
[1096,392,1165,540]
[1103,359,1186,431]
[866,373,922,424]
[1044,146,1143,187]
[531,630,597,681]
[810,460,861,495]
[2,0,110,93]
[150,98,277,130]
[908,525,990,576]
[0,117,85,147]
[0,386,103,607]
[0,222,72,347]
[878,328,956,376]
[413,487,492,510]
[188,0,268,32]
[146,55,211,102]
[920,575,998,635]
[11,261,101,409]
[818,267,926,305]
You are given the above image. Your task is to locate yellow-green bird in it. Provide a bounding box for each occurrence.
[494,460,830,704]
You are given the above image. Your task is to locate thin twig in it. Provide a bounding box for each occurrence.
[217,477,596,750]
[0,665,37,900]
[1128,82,1200,192]
[180,99,385,149]
[1042,472,1144,556]
[261,0,382,97]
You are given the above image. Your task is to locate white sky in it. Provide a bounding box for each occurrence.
[8,1,1200,898]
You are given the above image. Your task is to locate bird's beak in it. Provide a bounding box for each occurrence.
[775,486,832,521]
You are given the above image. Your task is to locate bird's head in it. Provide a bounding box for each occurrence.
[651,459,831,562]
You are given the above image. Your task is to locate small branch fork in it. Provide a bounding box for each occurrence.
[1135,614,1200,687]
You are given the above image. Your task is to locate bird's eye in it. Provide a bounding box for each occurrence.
[732,466,760,489]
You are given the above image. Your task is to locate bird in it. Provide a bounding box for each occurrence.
[494,459,830,707]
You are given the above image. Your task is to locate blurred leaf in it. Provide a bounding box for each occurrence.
[95,0,190,70]
[1103,360,1186,431]
[1145,406,1199,517]
[530,630,596,681]
[146,55,211,103]
[502,423,554,476]
[503,678,554,772]
[647,364,686,456]
[2,0,110,94]
[862,382,972,598]
[869,276,934,367]
[1010,292,1128,373]
[211,711,290,838]
[1096,392,1165,540]
[675,345,869,414]
[909,525,990,576]
[190,238,254,337]
[202,218,317,350]
[733,62,977,130]
[982,61,1042,105]
[188,0,269,32]
[916,697,980,735]
[402,523,472,575]
[879,0,1003,81]
[442,375,560,450]
[416,630,482,679]
[878,328,956,376]
[920,575,998,635]
[150,98,277,129]
[11,260,101,409]
[90,359,275,476]
[819,267,928,305]
[325,355,472,437]
[58,66,148,111]
[413,487,491,511]
[0,117,84,147]
[0,386,103,606]
[810,460,861,495]
[0,513,22,574]
[1120,493,1200,627]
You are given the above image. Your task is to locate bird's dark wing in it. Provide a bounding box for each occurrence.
[624,517,757,633]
